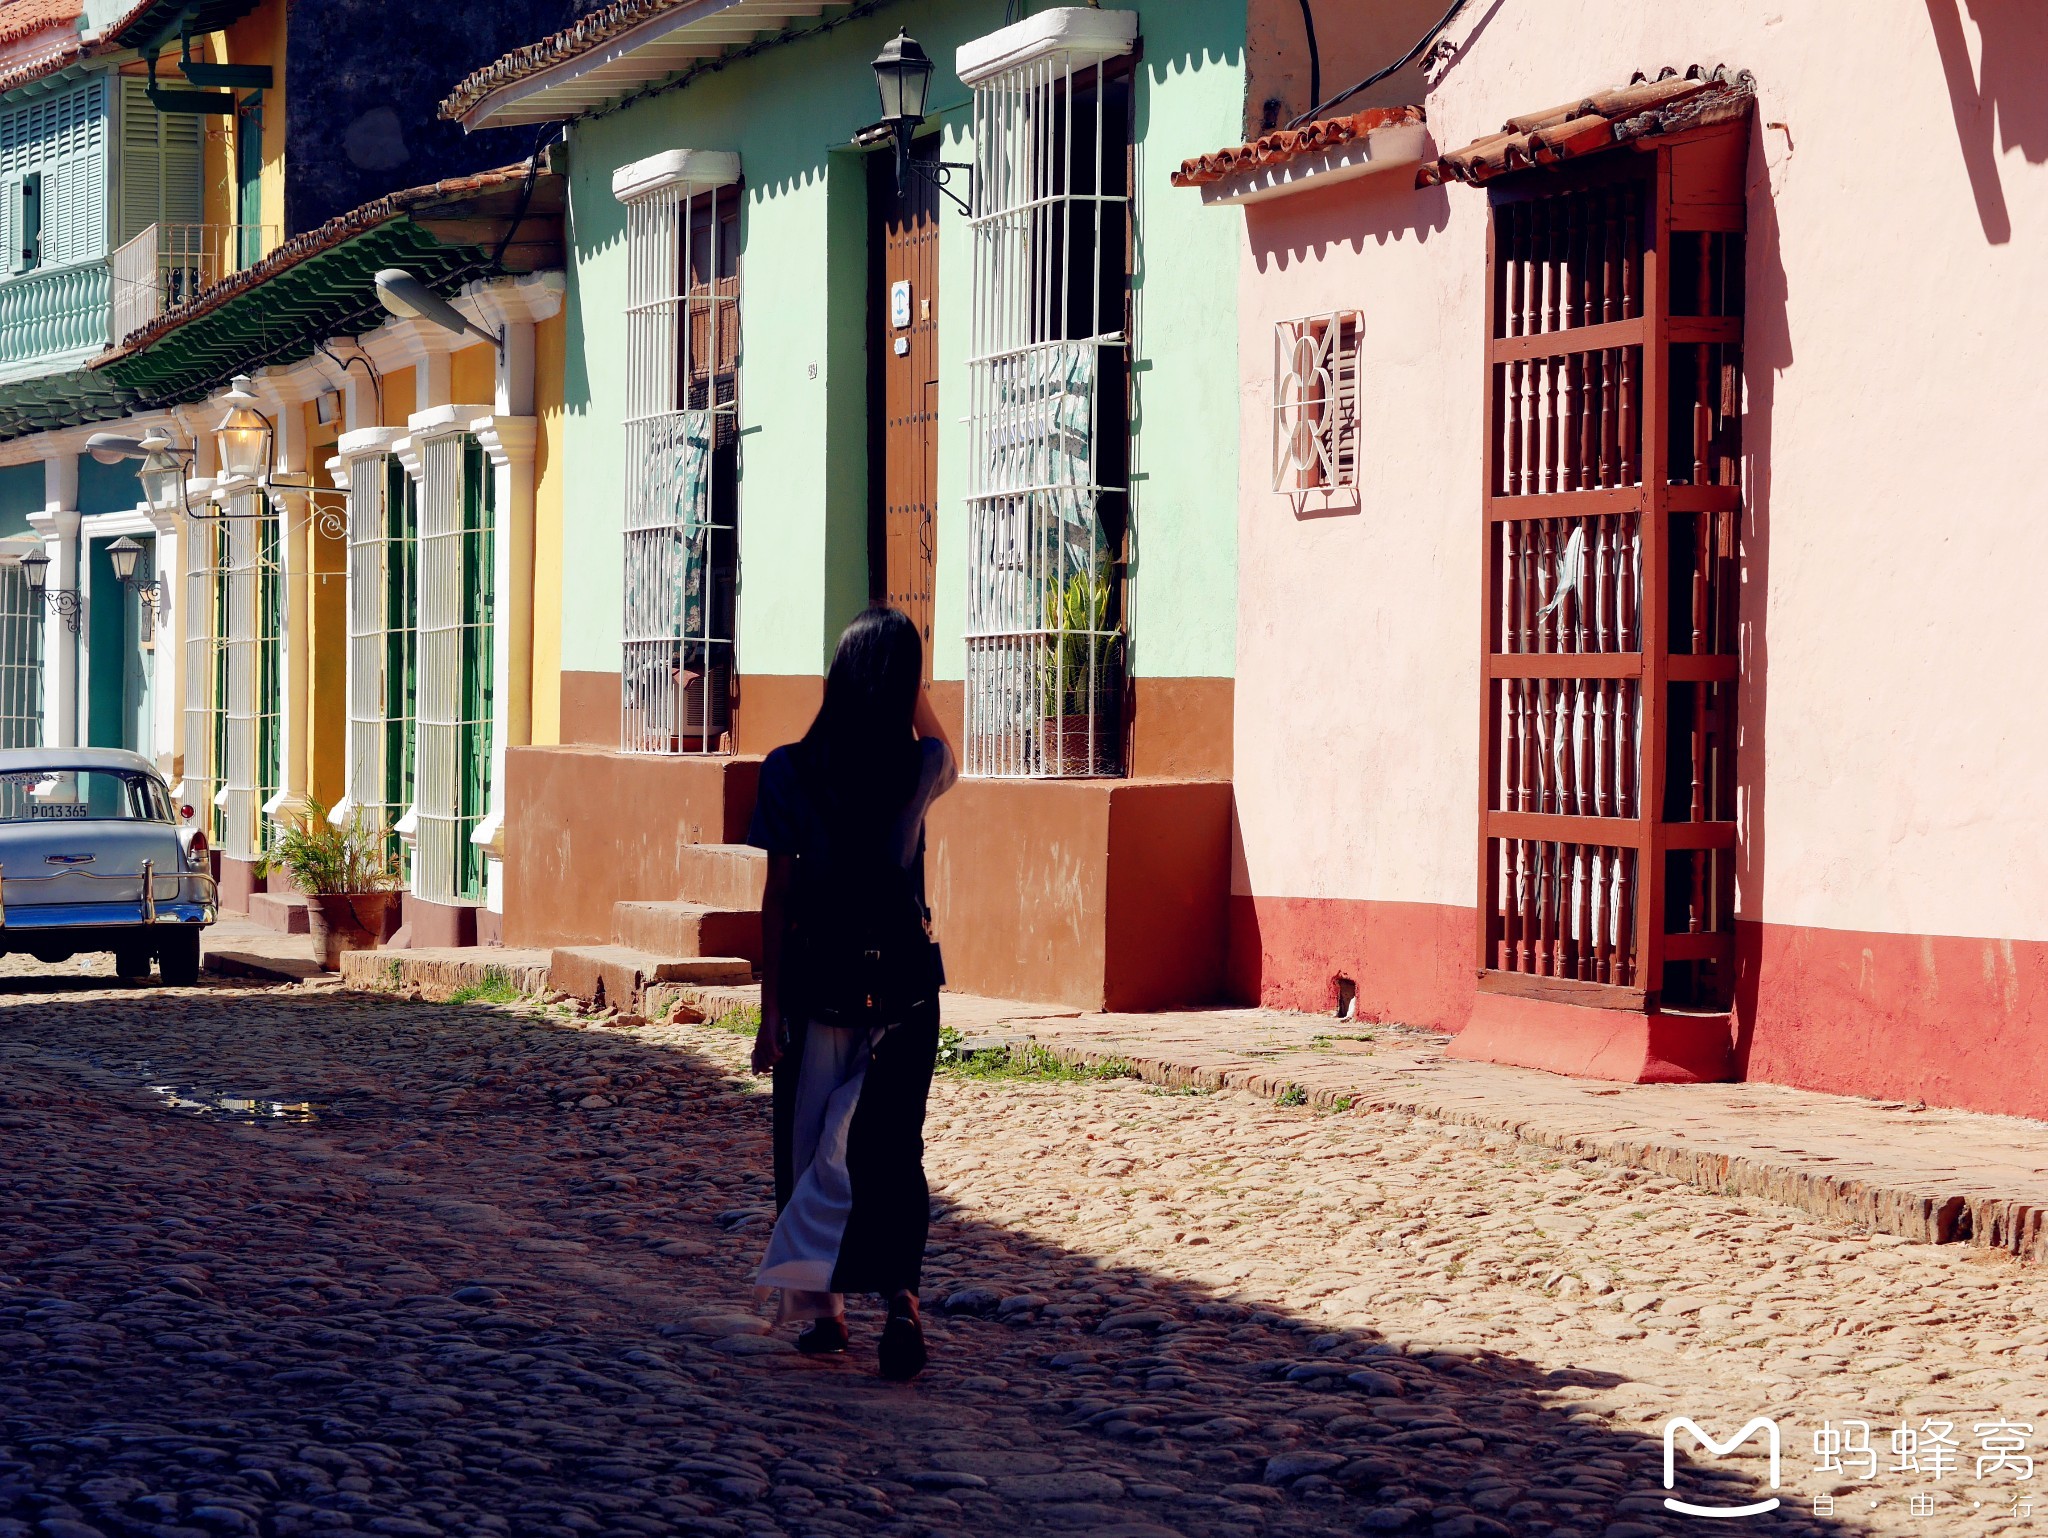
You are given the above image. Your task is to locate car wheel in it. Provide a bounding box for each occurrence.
[157,928,203,987]
[113,942,153,980]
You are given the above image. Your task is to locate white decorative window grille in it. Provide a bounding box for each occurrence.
[619,168,739,755]
[181,514,224,839]
[0,559,41,747]
[220,489,280,862]
[345,450,414,849]
[963,48,1132,778]
[1273,310,1361,493]
[414,432,493,905]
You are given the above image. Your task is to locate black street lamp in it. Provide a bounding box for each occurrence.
[108,535,165,628]
[18,548,81,633]
[869,28,974,216]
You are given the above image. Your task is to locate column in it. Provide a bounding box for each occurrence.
[146,496,179,777]
[264,386,311,830]
[27,451,79,750]
[471,414,536,916]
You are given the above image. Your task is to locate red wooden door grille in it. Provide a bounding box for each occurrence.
[1478,129,1745,1013]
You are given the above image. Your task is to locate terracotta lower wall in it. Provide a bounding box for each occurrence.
[929,778,1233,1012]
[1231,892,2048,1122]
[502,746,760,949]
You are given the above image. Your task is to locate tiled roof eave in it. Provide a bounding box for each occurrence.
[1172,105,1427,189]
[1417,66,1756,188]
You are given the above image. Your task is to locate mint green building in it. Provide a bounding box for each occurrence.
[456,1,1244,1008]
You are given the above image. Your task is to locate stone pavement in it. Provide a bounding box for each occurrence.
[936,1001,2048,1267]
[0,955,2045,1538]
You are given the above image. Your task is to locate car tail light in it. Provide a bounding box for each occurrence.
[180,804,195,820]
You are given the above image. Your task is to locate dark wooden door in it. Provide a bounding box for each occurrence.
[872,145,940,678]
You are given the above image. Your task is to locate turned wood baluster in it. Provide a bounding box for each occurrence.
[1613,849,1634,985]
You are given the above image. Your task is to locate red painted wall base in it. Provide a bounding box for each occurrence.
[1230,892,2048,1120]
[1447,989,1734,1083]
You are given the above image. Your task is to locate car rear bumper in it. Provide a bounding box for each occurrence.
[0,868,217,931]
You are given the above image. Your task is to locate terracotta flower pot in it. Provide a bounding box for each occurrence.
[306,891,399,972]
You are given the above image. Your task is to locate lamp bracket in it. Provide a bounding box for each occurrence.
[892,129,975,217]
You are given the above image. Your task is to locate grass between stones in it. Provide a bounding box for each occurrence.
[690,1008,1140,1084]
[444,968,523,1007]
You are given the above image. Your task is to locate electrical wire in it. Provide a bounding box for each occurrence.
[318,340,382,421]
[1286,0,1467,129]
[1295,0,1320,119]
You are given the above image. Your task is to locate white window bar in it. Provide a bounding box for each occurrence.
[964,50,1128,777]
[0,559,41,748]
[1273,310,1362,493]
[413,432,491,905]
[620,176,739,755]
[181,513,224,838]
[345,450,410,847]
[220,488,279,862]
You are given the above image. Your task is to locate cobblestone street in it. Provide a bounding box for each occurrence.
[2,965,2045,1538]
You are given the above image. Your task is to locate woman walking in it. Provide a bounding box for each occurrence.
[748,606,956,1380]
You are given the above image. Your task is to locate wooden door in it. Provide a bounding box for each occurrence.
[872,144,940,678]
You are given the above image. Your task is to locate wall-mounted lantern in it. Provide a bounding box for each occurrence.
[107,535,165,628]
[213,375,274,483]
[869,29,974,216]
[18,549,80,633]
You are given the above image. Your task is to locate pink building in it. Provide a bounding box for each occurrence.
[1182,1,2048,1120]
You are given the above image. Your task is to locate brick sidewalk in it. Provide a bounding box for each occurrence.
[932,998,2048,1265]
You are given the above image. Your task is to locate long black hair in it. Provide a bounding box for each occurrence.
[796,606,925,845]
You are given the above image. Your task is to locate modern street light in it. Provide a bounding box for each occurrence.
[373,268,501,347]
[18,548,81,633]
[869,29,973,215]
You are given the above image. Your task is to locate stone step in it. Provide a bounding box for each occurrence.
[675,842,767,911]
[338,947,554,1002]
[549,944,755,1015]
[247,890,310,935]
[613,900,762,962]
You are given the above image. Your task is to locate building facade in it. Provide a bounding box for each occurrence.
[451,0,1248,1009]
[1186,0,2048,1119]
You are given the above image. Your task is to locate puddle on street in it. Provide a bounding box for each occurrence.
[146,1085,322,1122]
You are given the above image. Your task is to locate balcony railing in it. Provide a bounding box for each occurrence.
[0,258,110,375]
[109,223,276,346]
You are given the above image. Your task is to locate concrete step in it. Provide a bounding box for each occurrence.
[247,890,310,935]
[550,944,755,1015]
[675,843,767,911]
[339,946,553,1002]
[613,900,761,962]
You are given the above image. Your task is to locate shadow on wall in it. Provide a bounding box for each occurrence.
[1246,174,1451,272]
[1923,0,2048,244]
[1730,118,1792,1071]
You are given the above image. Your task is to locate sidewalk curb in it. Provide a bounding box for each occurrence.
[1012,1036,2047,1266]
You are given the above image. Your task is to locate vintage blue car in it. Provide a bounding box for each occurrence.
[0,747,217,984]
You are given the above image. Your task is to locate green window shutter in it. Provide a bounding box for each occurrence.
[457,438,494,901]
[117,77,200,247]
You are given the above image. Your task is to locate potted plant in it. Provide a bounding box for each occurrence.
[1039,565,1124,776]
[260,802,404,971]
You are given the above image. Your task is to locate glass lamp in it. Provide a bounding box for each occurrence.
[214,375,273,482]
[19,548,48,595]
[107,536,144,584]
[872,29,934,127]
[138,431,184,507]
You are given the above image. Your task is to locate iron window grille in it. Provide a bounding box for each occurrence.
[963,51,1132,779]
[180,512,224,839]
[220,486,280,862]
[414,431,494,906]
[0,558,41,747]
[345,450,416,856]
[1273,310,1362,493]
[619,175,740,756]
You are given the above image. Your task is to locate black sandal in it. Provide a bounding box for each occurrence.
[877,1293,927,1382]
[797,1316,849,1355]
